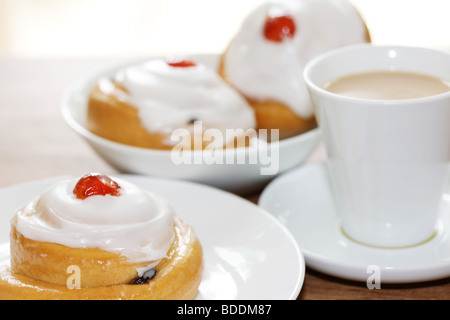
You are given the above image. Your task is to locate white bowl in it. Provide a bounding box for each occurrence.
[60,54,320,192]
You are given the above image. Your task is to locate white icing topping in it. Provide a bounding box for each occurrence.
[13,176,175,263]
[105,59,256,139]
[223,0,369,118]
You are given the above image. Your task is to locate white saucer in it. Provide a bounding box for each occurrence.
[259,162,450,284]
[0,175,304,299]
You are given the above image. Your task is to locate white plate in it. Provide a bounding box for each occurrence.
[259,162,450,284]
[0,175,304,300]
[61,54,320,193]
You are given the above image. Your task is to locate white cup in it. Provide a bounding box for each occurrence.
[303,44,450,248]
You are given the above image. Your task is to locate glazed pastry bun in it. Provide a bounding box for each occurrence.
[219,0,371,139]
[0,173,203,300]
[87,58,257,150]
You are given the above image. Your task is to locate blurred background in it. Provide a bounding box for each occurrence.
[0,0,449,58]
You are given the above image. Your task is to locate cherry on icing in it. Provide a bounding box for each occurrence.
[167,59,197,68]
[73,173,121,200]
[263,14,296,42]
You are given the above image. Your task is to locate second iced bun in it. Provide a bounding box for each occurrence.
[87,58,256,150]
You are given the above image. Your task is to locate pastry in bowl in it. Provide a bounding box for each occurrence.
[0,173,203,300]
[87,58,257,150]
[219,0,371,139]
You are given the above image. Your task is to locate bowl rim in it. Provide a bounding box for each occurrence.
[62,92,320,156]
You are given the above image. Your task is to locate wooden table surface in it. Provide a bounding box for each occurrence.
[0,57,449,300]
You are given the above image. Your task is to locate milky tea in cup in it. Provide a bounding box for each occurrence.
[325,71,449,100]
[303,45,450,248]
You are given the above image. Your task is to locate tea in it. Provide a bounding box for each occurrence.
[325,71,449,100]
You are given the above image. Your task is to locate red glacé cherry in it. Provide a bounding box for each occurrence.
[73,174,121,200]
[167,59,197,68]
[263,14,296,42]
